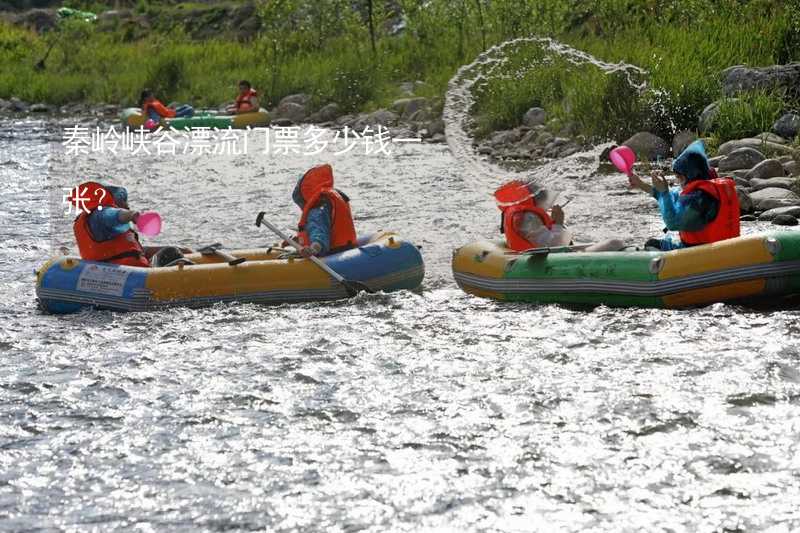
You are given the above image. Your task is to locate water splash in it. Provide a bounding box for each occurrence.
[443,36,648,199]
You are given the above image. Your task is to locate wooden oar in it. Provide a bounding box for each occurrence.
[197,243,246,265]
[255,212,372,297]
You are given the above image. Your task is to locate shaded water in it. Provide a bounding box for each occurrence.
[2,108,800,532]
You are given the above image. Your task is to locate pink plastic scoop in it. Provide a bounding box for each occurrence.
[609,146,636,176]
[135,211,162,237]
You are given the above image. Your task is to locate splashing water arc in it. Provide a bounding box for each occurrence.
[443,36,648,199]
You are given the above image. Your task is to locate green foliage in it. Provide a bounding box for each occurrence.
[710,91,784,142]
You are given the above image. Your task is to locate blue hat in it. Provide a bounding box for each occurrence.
[103,184,128,207]
[672,140,710,182]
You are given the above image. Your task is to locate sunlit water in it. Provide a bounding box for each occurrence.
[2,111,800,533]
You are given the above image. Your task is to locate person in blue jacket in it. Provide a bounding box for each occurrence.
[628,140,739,250]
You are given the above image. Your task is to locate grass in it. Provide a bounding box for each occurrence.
[1,0,799,144]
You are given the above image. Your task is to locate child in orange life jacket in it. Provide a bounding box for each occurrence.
[290,164,357,258]
[495,180,623,252]
[627,140,740,251]
[139,89,194,123]
[72,182,191,267]
[226,80,260,114]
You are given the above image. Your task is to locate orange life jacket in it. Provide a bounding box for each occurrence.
[71,182,149,267]
[235,89,258,112]
[296,164,357,254]
[142,99,175,119]
[678,177,740,246]
[495,180,554,251]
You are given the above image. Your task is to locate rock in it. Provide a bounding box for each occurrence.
[101,104,118,115]
[363,109,398,127]
[272,101,307,123]
[430,133,446,144]
[11,8,58,33]
[622,132,670,161]
[730,169,751,180]
[737,188,754,214]
[698,99,736,132]
[8,97,29,113]
[672,130,697,156]
[744,159,785,180]
[749,177,796,191]
[773,214,799,226]
[391,97,428,119]
[749,187,800,211]
[785,161,799,176]
[721,63,800,98]
[717,138,798,158]
[718,147,766,172]
[522,107,546,128]
[740,214,758,221]
[426,118,445,136]
[407,107,434,123]
[271,117,294,127]
[29,103,51,113]
[733,177,751,188]
[773,113,800,140]
[757,206,800,221]
[708,155,724,168]
[307,102,341,123]
[278,93,311,107]
[488,129,523,147]
[754,132,787,144]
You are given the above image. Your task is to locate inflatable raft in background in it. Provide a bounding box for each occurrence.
[452,232,800,308]
[120,108,270,130]
[36,232,423,314]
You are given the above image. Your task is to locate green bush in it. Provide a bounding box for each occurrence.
[710,91,784,142]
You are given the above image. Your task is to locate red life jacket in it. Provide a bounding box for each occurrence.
[495,180,554,251]
[678,177,740,246]
[296,164,357,254]
[71,182,149,267]
[235,89,258,112]
[141,99,175,119]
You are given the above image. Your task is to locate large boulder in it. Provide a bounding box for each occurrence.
[749,187,800,211]
[364,109,398,127]
[773,113,800,140]
[522,107,546,128]
[721,63,800,99]
[737,188,754,214]
[773,214,799,226]
[672,130,697,156]
[622,132,670,161]
[754,132,788,145]
[744,159,785,181]
[749,177,796,191]
[717,138,798,157]
[272,101,308,123]
[757,206,800,221]
[8,97,29,113]
[785,161,798,176]
[718,147,766,172]
[307,103,341,123]
[488,128,524,147]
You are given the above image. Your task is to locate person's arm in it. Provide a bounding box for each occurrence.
[514,211,569,248]
[654,189,713,231]
[301,204,332,257]
[628,172,654,195]
[152,99,176,118]
[87,207,132,241]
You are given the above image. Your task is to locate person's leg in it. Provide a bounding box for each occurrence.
[583,239,625,252]
[175,105,194,118]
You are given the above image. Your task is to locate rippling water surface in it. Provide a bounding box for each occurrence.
[2,118,800,532]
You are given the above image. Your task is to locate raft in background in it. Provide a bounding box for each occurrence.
[120,108,270,130]
[36,232,423,314]
[452,232,800,308]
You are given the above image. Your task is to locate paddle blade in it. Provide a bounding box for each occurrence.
[136,211,162,237]
[609,146,636,176]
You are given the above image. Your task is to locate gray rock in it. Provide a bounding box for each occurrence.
[672,130,697,156]
[271,117,294,127]
[407,107,434,123]
[391,97,428,119]
[737,188,754,214]
[758,206,800,221]
[744,159,785,180]
[430,133,446,144]
[749,177,796,191]
[773,113,800,140]
[698,99,736,132]
[773,214,799,226]
[278,93,312,107]
[740,214,758,221]
[622,131,670,161]
[718,138,798,157]
[718,147,766,172]
[721,63,800,98]
[272,101,308,123]
[785,161,798,176]
[29,103,51,113]
[365,109,398,127]
[8,97,29,113]
[754,132,788,145]
[733,176,751,188]
[731,169,751,180]
[522,107,546,128]
[488,129,523,147]
[307,103,341,123]
[708,155,724,168]
[749,187,800,211]
[426,118,445,136]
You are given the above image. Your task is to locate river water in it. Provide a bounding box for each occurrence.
[1,113,800,533]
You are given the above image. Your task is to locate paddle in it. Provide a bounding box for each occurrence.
[254,211,372,297]
[197,243,246,266]
[509,244,590,257]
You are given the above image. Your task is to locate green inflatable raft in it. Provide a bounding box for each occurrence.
[120,108,270,130]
